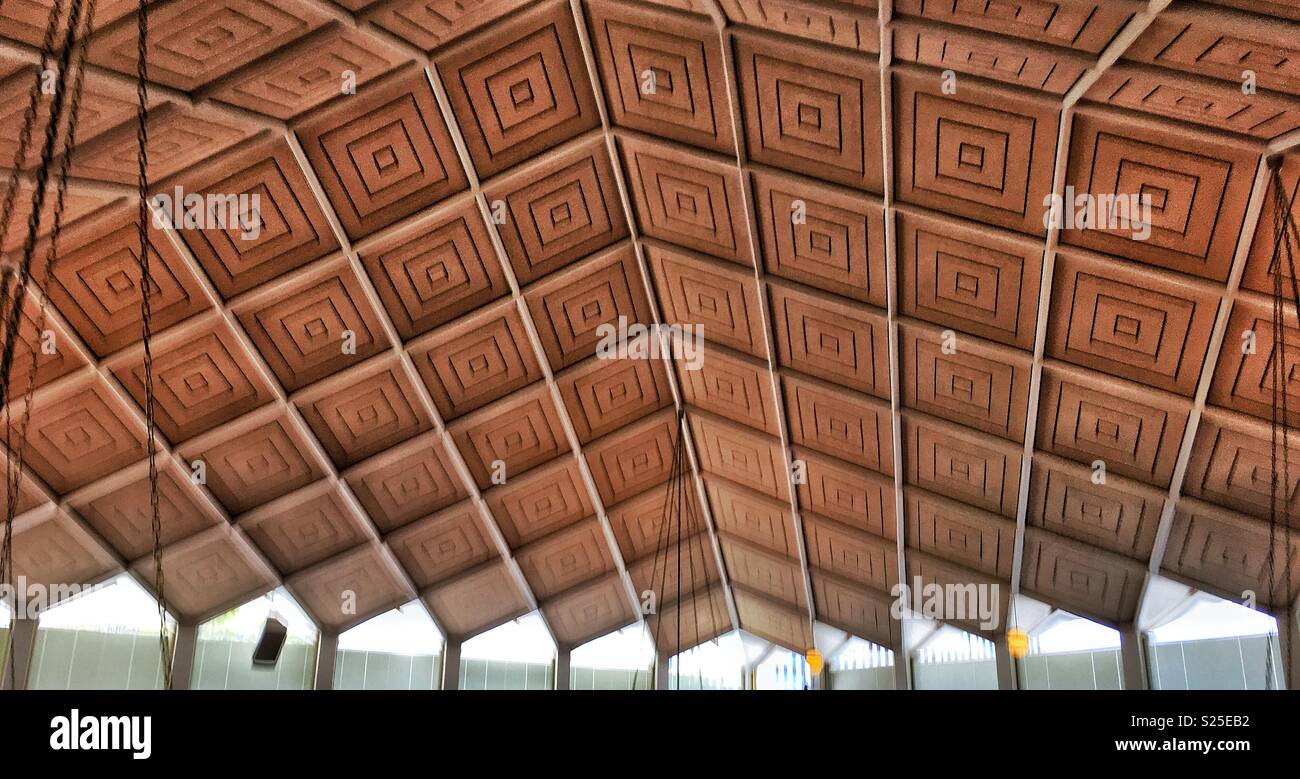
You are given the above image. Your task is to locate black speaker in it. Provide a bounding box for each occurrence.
[252,612,288,666]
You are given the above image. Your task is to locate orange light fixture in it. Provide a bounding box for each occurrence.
[1007,628,1029,660]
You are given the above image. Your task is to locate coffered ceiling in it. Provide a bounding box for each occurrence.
[3,0,1300,658]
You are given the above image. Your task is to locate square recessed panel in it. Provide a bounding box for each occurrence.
[110,315,274,444]
[288,544,413,631]
[768,281,890,397]
[626,535,718,606]
[235,257,392,392]
[294,354,434,468]
[139,524,275,620]
[733,29,883,192]
[356,194,511,340]
[896,207,1042,350]
[45,205,211,359]
[1240,153,1300,298]
[899,321,1032,442]
[0,285,87,401]
[515,517,615,599]
[162,136,339,299]
[810,570,897,647]
[434,0,601,177]
[902,412,1021,519]
[237,481,371,574]
[1021,528,1144,624]
[1209,295,1300,427]
[584,408,678,506]
[556,353,673,444]
[751,169,888,306]
[893,66,1059,236]
[720,535,806,609]
[803,511,897,593]
[719,0,879,52]
[1061,107,1259,281]
[11,510,119,595]
[1047,250,1219,396]
[387,501,497,587]
[71,459,222,562]
[483,136,629,284]
[296,66,469,240]
[647,244,767,359]
[893,0,1136,54]
[609,483,705,561]
[619,134,753,265]
[646,584,732,651]
[893,20,1090,94]
[1184,408,1300,523]
[794,447,895,540]
[73,103,258,185]
[344,431,468,532]
[409,299,543,420]
[782,371,892,475]
[449,383,571,489]
[366,0,525,51]
[1163,498,1300,607]
[676,344,779,435]
[731,586,811,652]
[178,407,326,516]
[705,477,796,557]
[542,573,637,647]
[904,486,1015,577]
[424,560,531,639]
[689,411,790,502]
[1028,452,1164,561]
[1038,363,1190,488]
[523,243,653,370]
[485,456,594,547]
[586,0,734,153]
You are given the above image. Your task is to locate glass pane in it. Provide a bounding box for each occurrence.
[335,603,443,690]
[1017,612,1122,690]
[667,631,743,690]
[912,625,998,690]
[459,612,554,690]
[755,647,813,690]
[194,588,318,690]
[1147,595,1282,690]
[571,626,653,690]
[28,575,175,690]
[828,636,895,690]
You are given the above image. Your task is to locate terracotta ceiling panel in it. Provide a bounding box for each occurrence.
[108,313,275,443]
[161,135,339,298]
[233,257,392,392]
[718,0,879,52]
[176,406,327,516]
[1020,528,1145,626]
[0,462,48,518]
[893,65,1060,237]
[343,431,468,533]
[134,523,275,620]
[626,531,718,606]
[584,0,733,154]
[733,29,883,193]
[409,299,544,421]
[689,410,790,502]
[583,407,677,506]
[293,354,434,468]
[423,559,531,639]
[7,372,146,494]
[802,512,898,593]
[1027,452,1165,561]
[87,0,331,92]
[902,411,1022,518]
[904,486,1016,578]
[1239,152,1299,298]
[750,169,888,306]
[705,477,797,558]
[555,353,673,444]
[449,382,570,489]
[646,583,730,652]
[782,371,892,475]
[1184,408,1300,524]
[607,483,704,562]
[647,243,766,359]
[793,447,895,540]
[433,0,601,178]
[236,480,372,575]
[1,179,118,253]
[0,0,136,47]
[1209,294,1300,427]
[1048,249,1220,396]
[0,284,87,400]
[72,103,257,184]
[1062,107,1259,282]
[893,0,1138,54]
[203,22,411,120]
[386,500,497,588]
[618,134,753,265]
[11,510,119,594]
[522,243,652,370]
[1207,0,1300,20]
[1123,5,1300,96]
[355,194,511,341]
[1085,64,1300,141]
[892,20,1090,95]
[675,345,779,435]
[295,66,469,240]
[899,321,1032,442]
[44,204,211,359]
[365,0,529,52]
[542,572,637,647]
[731,585,812,653]
[483,134,629,284]
[810,569,896,648]
[896,207,1043,351]
[484,455,593,548]
[904,549,1009,636]
[720,535,806,609]
[1037,362,1190,488]
[70,458,222,562]
[514,516,615,599]
[288,543,414,631]
[768,281,890,398]
[1163,497,1300,608]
